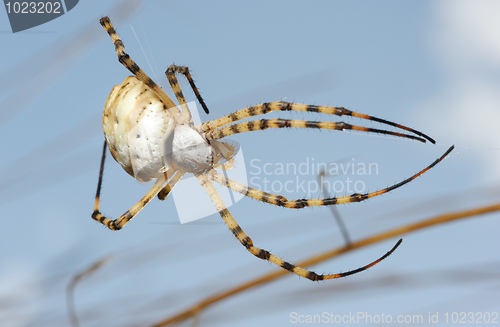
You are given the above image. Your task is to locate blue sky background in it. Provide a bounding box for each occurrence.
[1,1,500,326]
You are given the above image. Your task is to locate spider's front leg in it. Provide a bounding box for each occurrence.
[206,118,428,143]
[196,171,402,281]
[200,101,435,144]
[206,145,454,208]
[165,64,210,115]
[100,16,177,110]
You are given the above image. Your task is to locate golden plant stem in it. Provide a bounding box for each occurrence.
[151,202,500,327]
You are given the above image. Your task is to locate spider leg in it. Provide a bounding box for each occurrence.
[199,101,435,144]
[206,118,428,143]
[91,140,177,230]
[213,158,235,171]
[165,65,210,114]
[210,139,238,170]
[100,17,182,113]
[157,170,186,200]
[196,171,402,281]
[207,145,454,208]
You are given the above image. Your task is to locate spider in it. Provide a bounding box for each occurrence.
[93,16,454,281]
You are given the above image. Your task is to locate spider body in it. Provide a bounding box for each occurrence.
[93,16,454,281]
[169,124,216,173]
[103,76,229,181]
[103,76,177,181]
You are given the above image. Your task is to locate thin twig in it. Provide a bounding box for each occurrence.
[150,202,500,327]
[67,255,114,327]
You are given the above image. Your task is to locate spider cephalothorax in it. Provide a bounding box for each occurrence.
[92,16,453,281]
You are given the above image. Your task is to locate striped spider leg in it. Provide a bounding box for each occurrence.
[205,145,454,209]
[165,64,210,115]
[93,16,453,281]
[99,17,208,126]
[199,145,453,281]
[198,101,436,144]
[197,172,402,281]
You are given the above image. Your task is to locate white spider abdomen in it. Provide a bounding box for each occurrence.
[103,76,179,182]
[127,108,175,182]
[169,125,215,173]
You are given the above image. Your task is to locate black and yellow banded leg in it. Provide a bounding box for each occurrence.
[91,141,171,230]
[197,171,402,281]
[99,17,177,110]
[92,175,168,230]
[199,101,435,144]
[206,118,427,143]
[165,64,210,114]
[207,145,454,208]
[157,170,186,200]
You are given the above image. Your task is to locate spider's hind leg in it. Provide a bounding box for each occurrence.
[196,171,402,281]
[157,171,186,200]
[92,141,169,230]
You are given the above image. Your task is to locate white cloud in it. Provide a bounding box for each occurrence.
[415,0,500,182]
[434,0,500,68]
